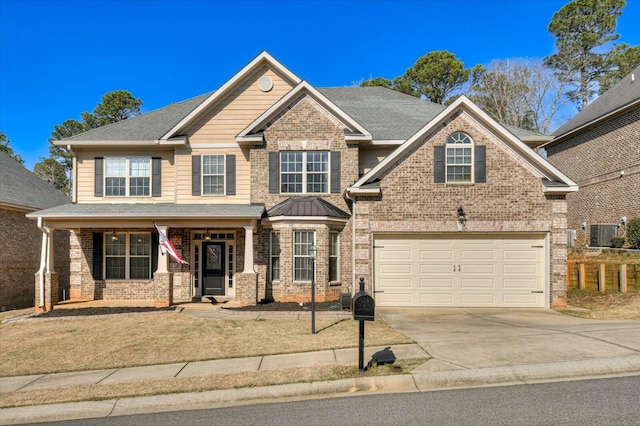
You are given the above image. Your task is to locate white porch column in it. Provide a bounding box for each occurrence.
[45,227,55,273]
[156,225,169,273]
[243,225,254,273]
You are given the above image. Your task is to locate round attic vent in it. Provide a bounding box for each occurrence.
[258,76,274,92]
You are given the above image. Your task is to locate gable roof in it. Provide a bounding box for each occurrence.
[237,81,372,143]
[0,152,70,211]
[54,53,549,148]
[548,65,640,144]
[349,95,578,195]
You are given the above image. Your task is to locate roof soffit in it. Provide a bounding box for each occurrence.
[350,95,577,192]
[161,51,302,140]
[237,81,372,142]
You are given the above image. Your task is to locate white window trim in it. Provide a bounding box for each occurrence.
[445,132,474,183]
[329,232,339,282]
[104,156,152,197]
[270,232,281,282]
[201,154,226,196]
[104,232,152,280]
[280,151,330,194]
[293,230,315,282]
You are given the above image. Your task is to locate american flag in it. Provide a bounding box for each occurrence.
[154,223,189,265]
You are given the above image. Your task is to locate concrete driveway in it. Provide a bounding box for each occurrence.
[377,308,640,372]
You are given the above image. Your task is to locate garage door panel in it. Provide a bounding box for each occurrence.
[503,278,538,289]
[461,293,495,304]
[504,264,537,274]
[375,235,546,308]
[420,263,453,274]
[420,293,454,305]
[461,278,495,288]
[420,278,454,288]
[378,277,412,288]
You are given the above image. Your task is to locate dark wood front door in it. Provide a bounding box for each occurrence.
[203,242,225,296]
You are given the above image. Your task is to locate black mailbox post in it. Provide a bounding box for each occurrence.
[353,277,375,372]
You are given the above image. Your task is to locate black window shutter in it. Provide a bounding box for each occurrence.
[94,158,104,197]
[151,231,158,275]
[330,151,341,193]
[226,155,236,195]
[152,157,162,197]
[475,145,486,183]
[269,152,279,194]
[434,146,445,183]
[192,155,201,196]
[92,232,103,280]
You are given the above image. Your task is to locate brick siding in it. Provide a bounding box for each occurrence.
[0,208,69,310]
[546,107,640,233]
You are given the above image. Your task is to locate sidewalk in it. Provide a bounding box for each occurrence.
[2,305,640,424]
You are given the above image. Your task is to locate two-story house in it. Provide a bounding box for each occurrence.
[543,66,640,244]
[28,52,577,312]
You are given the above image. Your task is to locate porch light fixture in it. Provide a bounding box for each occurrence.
[457,207,467,228]
[204,231,212,241]
[110,231,119,242]
[308,244,317,334]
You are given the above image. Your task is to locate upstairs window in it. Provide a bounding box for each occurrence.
[105,157,151,197]
[446,132,473,183]
[202,155,225,195]
[280,152,329,194]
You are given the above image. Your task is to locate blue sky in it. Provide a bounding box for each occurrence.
[1,0,639,170]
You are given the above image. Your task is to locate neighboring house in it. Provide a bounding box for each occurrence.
[543,66,640,244]
[28,52,577,311]
[0,152,70,310]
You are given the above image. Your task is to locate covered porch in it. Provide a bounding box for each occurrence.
[27,203,265,312]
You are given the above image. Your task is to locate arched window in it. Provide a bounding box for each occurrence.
[446,132,473,182]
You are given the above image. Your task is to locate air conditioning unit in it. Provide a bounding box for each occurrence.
[589,224,618,247]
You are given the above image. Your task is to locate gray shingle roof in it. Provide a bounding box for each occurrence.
[267,197,350,219]
[0,152,70,210]
[26,203,265,219]
[63,92,213,142]
[553,65,640,138]
[60,86,542,144]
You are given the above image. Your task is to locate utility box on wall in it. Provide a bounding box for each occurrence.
[590,224,618,247]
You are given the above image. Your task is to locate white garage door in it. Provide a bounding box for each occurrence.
[374,235,547,307]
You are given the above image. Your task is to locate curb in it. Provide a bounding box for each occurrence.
[2,356,640,425]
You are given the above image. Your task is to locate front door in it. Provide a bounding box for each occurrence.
[203,242,225,296]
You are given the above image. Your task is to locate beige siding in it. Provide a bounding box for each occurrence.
[186,65,295,144]
[175,146,251,204]
[359,146,396,175]
[75,149,175,203]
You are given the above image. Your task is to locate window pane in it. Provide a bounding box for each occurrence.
[106,257,125,279]
[203,175,224,195]
[329,258,338,282]
[105,237,126,255]
[129,177,150,196]
[129,158,150,177]
[447,166,472,182]
[105,177,126,196]
[295,257,312,281]
[293,231,314,281]
[281,152,303,193]
[130,257,150,279]
[271,257,280,281]
[203,155,224,175]
[329,233,339,282]
[105,158,126,176]
[130,234,150,256]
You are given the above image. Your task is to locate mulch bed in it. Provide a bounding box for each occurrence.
[224,301,348,312]
[35,307,177,318]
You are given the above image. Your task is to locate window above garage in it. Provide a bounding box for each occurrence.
[434,132,486,184]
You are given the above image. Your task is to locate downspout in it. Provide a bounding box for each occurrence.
[344,188,356,295]
[36,217,49,309]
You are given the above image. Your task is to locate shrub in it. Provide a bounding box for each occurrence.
[611,237,625,248]
[627,217,640,249]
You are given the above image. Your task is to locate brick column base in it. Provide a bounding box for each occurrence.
[552,291,567,309]
[153,272,173,307]
[34,272,59,313]
[235,272,258,306]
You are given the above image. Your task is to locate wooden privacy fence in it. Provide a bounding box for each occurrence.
[567,260,640,293]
